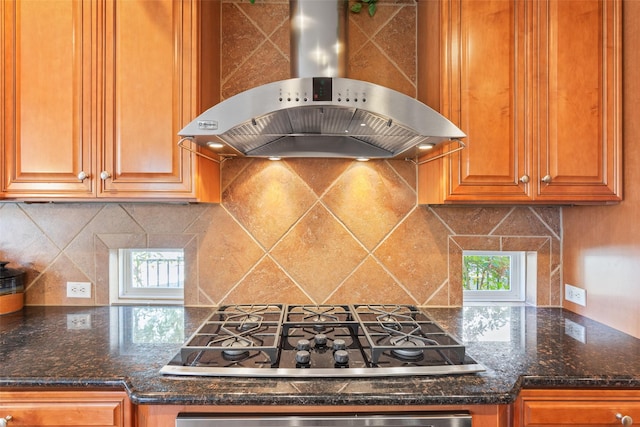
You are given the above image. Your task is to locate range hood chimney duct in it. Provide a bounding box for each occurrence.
[178,0,465,160]
[290,0,347,78]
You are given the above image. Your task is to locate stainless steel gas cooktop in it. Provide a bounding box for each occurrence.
[160,304,484,378]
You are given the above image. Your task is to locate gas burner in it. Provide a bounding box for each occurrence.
[229,314,262,332]
[219,336,254,358]
[390,336,426,359]
[301,307,340,323]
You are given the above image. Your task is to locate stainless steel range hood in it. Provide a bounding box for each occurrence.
[178,0,465,160]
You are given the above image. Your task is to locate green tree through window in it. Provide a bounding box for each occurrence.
[463,255,511,291]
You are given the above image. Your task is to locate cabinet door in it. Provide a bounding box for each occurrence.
[99,0,198,199]
[515,389,640,427]
[0,390,132,427]
[418,0,622,205]
[418,0,530,204]
[2,0,95,198]
[534,0,622,202]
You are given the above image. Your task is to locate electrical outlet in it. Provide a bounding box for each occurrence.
[67,314,92,330]
[565,283,586,306]
[67,282,91,299]
[565,319,586,343]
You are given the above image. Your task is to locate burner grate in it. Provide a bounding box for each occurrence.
[166,304,484,376]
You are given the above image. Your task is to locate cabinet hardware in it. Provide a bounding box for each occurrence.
[617,414,634,426]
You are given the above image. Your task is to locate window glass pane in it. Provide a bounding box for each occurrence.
[463,254,511,291]
[130,250,184,289]
[462,251,526,302]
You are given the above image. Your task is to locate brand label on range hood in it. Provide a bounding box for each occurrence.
[197,120,218,130]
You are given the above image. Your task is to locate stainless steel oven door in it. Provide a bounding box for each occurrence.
[176,413,473,427]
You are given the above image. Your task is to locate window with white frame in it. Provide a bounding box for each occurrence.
[462,251,528,302]
[110,249,184,305]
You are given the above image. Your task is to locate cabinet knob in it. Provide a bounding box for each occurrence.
[0,415,12,427]
[617,414,634,426]
[519,175,530,183]
[100,171,112,180]
[541,174,552,183]
[77,171,89,181]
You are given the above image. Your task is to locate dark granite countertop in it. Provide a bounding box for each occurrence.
[0,305,638,406]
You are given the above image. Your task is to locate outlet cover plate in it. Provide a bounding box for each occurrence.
[67,282,91,299]
[565,283,586,306]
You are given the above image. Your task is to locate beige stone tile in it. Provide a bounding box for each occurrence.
[424,281,450,306]
[222,257,312,305]
[183,238,200,306]
[94,238,111,305]
[0,204,60,288]
[375,207,449,303]
[550,268,562,306]
[432,206,513,235]
[25,253,93,306]
[323,161,415,249]
[223,160,317,249]
[373,5,416,82]
[236,1,288,37]
[533,206,562,237]
[536,240,552,306]
[96,233,147,249]
[450,235,501,251]
[285,158,351,196]
[221,158,253,192]
[220,3,264,80]
[270,204,368,302]
[21,203,102,249]
[186,205,265,304]
[326,256,416,305]
[387,159,417,192]
[502,236,548,252]
[64,205,144,284]
[222,41,290,98]
[349,41,415,96]
[122,203,209,234]
[493,207,555,236]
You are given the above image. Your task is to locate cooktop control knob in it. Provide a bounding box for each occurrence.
[334,349,349,365]
[295,350,311,365]
[297,339,311,351]
[314,333,327,346]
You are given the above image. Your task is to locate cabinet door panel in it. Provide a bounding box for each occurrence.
[2,0,93,197]
[100,0,195,198]
[536,0,621,201]
[443,0,529,202]
[0,390,131,427]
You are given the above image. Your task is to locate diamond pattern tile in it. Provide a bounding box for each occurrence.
[270,204,368,303]
[0,0,563,308]
[323,161,415,249]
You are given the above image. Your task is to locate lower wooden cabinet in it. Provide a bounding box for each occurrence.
[514,389,640,427]
[0,390,132,427]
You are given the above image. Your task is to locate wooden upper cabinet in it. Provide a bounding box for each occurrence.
[417,0,622,204]
[1,0,220,201]
[2,0,95,197]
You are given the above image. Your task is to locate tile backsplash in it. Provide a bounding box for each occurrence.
[0,158,562,307]
[0,0,562,307]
